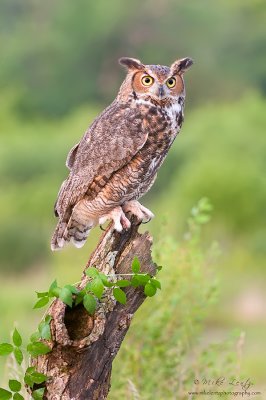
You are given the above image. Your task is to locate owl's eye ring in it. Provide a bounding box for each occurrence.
[166,77,176,88]
[141,75,154,86]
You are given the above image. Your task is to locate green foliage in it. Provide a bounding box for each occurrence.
[33,297,49,310]
[0,255,161,397]
[59,287,73,308]
[131,257,140,274]
[0,344,13,357]
[24,367,47,388]
[31,260,161,317]
[8,380,21,393]
[113,288,127,305]
[0,328,24,370]
[13,348,23,366]
[12,330,22,348]
[185,197,213,243]
[90,278,104,300]
[108,200,221,399]
[27,342,51,358]
[0,200,256,399]
[0,388,12,400]
[83,294,97,315]
[13,394,24,400]
[0,325,48,398]
[38,316,52,341]
[31,389,45,400]
[0,1,265,116]
[144,283,156,297]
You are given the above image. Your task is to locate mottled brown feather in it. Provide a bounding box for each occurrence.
[54,101,148,219]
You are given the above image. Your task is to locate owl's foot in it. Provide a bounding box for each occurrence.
[99,206,131,232]
[122,200,154,224]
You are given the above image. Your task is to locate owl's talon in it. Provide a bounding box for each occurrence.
[121,213,131,230]
[142,218,152,224]
[99,207,130,233]
[99,225,106,231]
[122,200,154,224]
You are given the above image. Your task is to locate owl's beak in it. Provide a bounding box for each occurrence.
[157,85,165,100]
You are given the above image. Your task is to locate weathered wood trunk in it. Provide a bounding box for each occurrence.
[32,220,155,399]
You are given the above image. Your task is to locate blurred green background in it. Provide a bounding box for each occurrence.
[0,0,265,398]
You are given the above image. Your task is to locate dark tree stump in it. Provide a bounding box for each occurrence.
[32,219,155,399]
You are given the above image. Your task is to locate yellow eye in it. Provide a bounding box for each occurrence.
[141,75,154,86]
[166,77,176,88]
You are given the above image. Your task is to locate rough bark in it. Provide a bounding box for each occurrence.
[32,219,155,399]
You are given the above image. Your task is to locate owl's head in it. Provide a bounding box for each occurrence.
[118,57,193,105]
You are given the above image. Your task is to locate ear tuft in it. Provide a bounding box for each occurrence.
[119,57,144,71]
[170,57,194,75]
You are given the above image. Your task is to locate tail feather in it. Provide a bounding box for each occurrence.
[51,218,93,251]
[67,217,93,248]
[51,220,67,251]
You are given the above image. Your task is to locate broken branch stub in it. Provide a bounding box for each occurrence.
[32,218,156,400]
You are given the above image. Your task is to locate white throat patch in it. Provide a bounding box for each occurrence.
[164,101,182,131]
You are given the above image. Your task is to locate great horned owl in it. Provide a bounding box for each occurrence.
[51,57,193,250]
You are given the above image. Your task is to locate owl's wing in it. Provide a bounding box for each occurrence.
[54,102,148,219]
[66,142,80,170]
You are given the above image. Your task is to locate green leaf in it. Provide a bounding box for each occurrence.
[30,332,41,343]
[116,279,131,287]
[13,347,23,365]
[150,278,161,289]
[90,278,104,299]
[75,289,85,306]
[132,257,140,273]
[38,321,51,341]
[64,284,79,295]
[0,388,12,400]
[25,366,35,373]
[13,394,24,400]
[31,372,47,384]
[38,317,52,340]
[33,297,49,309]
[133,274,149,285]
[83,294,97,315]
[24,367,47,388]
[12,329,22,347]
[36,292,48,298]
[32,388,45,400]
[59,287,73,307]
[24,373,33,388]
[131,276,141,287]
[144,282,157,297]
[0,343,13,356]
[48,279,60,297]
[85,267,99,278]
[98,273,113,287]
[113,288,127,305]
[27,342,51,357]
[8,380,21,392]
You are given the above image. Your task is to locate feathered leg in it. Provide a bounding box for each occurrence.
[51,200,131,251]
